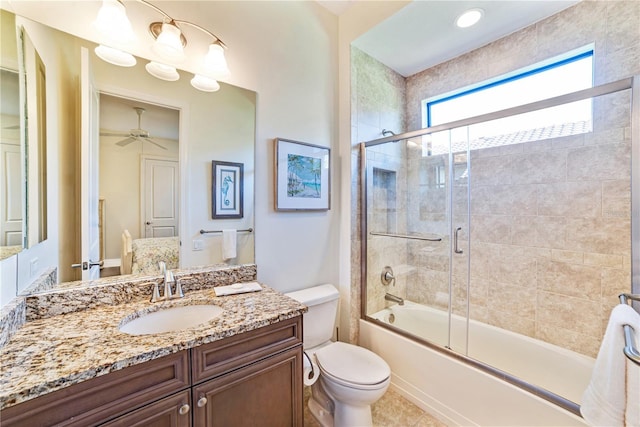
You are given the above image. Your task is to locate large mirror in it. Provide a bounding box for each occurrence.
[0,10,24,261]
[4,9,256,290]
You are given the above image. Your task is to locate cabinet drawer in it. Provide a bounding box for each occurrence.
[101,390,191,427]
[192,316,302,383]
[2,351,190,427]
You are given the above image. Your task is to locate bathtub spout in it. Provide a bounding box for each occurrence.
[385,293,404,306]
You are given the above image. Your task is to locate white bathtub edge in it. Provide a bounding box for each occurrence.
[360,319,588,427]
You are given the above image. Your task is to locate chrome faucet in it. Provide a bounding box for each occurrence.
[151,261,183,302]
[385,293,404,306]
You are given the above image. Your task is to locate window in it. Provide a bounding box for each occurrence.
[423,48,594,128]
[420,47,594,157]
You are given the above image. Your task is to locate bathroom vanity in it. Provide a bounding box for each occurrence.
[0,265,306,427]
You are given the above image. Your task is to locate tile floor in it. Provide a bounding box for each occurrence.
[303,386,447,427]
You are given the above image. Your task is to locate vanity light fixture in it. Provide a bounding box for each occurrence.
[455,8,484,28]
[145,61,180,81]
[92,0,230,92]
[94,44,137,67]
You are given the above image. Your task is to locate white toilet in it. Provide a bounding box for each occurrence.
[286,284,390,427]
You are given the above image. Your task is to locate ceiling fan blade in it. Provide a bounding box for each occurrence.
[116,137,136,147]
[101,131,129,137]
[146,138,168,150]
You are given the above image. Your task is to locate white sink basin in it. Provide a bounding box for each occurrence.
[119,304,224,336]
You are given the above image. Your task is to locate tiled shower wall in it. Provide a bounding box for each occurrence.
[350,47,406,343]
[351,1,639,357]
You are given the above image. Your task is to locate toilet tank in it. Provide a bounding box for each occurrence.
[285,284,339,349]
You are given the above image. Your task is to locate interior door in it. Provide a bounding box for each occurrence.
[142,157,178,238]
[0,142,23,246]
[79,47,101,279]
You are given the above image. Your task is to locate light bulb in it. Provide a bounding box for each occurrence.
[93,0,135,44]
[200,43,230,80]
[152,22,185,62]
[456,9,483,28]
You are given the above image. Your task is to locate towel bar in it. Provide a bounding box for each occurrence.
[200,228,253,235]
[369,231,442,242]
[619,293,640,366]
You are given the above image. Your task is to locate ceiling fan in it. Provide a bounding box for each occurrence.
[100,107,167,150]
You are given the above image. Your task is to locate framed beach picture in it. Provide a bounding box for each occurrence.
[275,138,330,211]
[212,160,244,219]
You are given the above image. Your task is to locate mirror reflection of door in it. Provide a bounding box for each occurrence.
[98,94,179,278]
[1,69,22,253]
[80,47,100,280]
[142,157,178,238]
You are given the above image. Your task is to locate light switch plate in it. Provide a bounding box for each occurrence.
[193,239,204,251]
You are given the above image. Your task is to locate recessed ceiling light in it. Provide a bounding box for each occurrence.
[456,8,484,28]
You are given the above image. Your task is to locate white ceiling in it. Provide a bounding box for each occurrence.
[100,94,179,140]
[350,1,579,77]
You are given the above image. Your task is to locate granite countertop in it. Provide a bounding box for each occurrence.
[0,283,307,410]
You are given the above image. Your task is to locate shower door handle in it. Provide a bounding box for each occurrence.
[454,227,463,254]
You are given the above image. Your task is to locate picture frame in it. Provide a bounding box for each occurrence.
[212,160,244,219]
[275,138,330,211]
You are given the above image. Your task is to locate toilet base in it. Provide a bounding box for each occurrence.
[333,402,374,427]
[308,378,378,427]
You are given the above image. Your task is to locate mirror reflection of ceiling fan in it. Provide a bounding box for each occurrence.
[99,107,167,150]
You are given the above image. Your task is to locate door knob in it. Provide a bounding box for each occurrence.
[146,221,152,225]
[178,403,190,415]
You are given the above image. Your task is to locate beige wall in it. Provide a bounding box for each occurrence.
[353,1,639,357]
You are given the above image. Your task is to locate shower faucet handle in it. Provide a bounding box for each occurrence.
[381,266,395,286]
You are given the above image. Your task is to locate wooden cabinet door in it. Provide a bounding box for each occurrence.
[193,346,303,427]
[101,390,191,427]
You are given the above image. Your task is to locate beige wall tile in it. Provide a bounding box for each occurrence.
[584,252,623,268]
[537,291,602,336]
[511,216,566,248]
[551,249,584,264]
[565,217,631,255]
[537,259,601,300]
[538,181,601,217]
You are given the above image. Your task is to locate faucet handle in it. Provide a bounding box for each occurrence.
[175,278,184,298]
[151,282,161,303]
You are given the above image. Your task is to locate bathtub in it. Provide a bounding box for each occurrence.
[361,301,592,426]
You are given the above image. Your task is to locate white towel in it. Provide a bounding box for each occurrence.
[581,304,640,427]
[214,281,262,296]
[222,229,237,260]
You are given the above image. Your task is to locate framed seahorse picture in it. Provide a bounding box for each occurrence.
[275,138,330,211]
[212,160,244,219]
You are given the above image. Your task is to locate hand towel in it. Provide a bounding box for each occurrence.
[222,229,237,260]
[581,303,640,427]
[214,281,262,296]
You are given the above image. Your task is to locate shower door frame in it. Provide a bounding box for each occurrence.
[359,75,639,415]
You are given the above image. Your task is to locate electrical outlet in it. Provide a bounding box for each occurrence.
[30,258,39,277]
[193,239,204,251]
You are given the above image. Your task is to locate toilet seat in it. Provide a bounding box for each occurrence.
[314,342,390,388]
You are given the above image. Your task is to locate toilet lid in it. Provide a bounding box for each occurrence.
[314,342,390,386]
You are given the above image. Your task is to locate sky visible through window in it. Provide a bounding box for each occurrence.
[421,51,594,156]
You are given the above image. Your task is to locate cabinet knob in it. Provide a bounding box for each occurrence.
[178,404,190,415]
[197,396,208,408]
